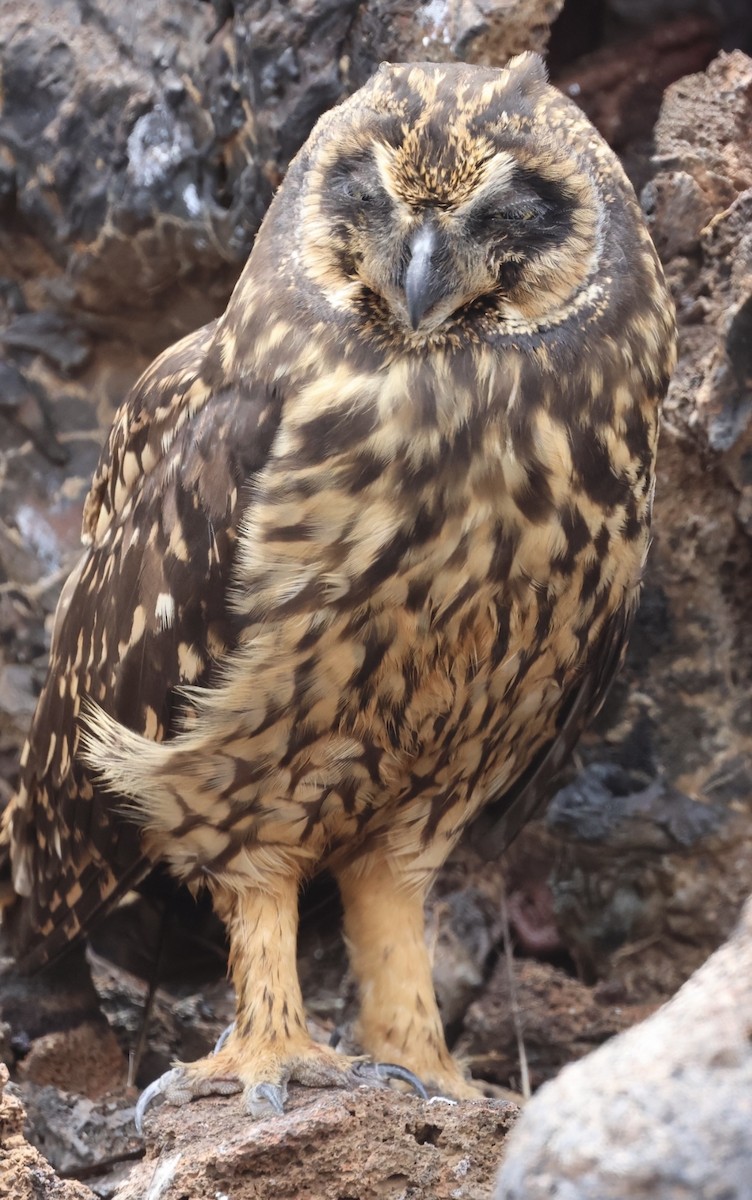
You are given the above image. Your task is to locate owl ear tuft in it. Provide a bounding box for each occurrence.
[504,52,549,97]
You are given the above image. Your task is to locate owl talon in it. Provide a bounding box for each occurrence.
[134,1064,242,1133]
[213,1021,236,1054]
[245,1080,287,1117]
[135,1067,183,1134]
[352,1060,429,1099]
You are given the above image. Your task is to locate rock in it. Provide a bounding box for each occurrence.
[19,1084,141,1184]
[494,896,752,1198]
[554,15,719,155]
[16,1022,126,1100]
[118,1088,519,1200]
[88,951,236,1091]
[605,0,751,48]
[429,848,508,1033]
[344,0,564,83]
[455,957,653,1092]
[543,767,742,993]
[0,948,110,1047]
[0,1062,96,1199]
[0,0,254,329]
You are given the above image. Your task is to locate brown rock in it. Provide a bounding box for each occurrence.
[89,951,236,1089]
[18,1083,141,1183]
[118,1088,518,1200]
[345,0,564,81]
[554,15,720,153]
[16,1021,126,1100]
[495,896,752,1198]
[456,957,653,1092]
[429,849,508,1032]
[0,948,110,1046]
[0,1063,96,1200]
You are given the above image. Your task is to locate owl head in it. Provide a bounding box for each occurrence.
[248,54,644,343]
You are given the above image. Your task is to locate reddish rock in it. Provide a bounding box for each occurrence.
[456,958,653,1092]
[117,1088,518,1200]
[0,1063,96,1200]
[16,1021,126,1100]
[554,16,720,152]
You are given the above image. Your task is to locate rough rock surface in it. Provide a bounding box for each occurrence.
[0,1064,96,1200]
[118,1088,519,1200]
[456,957,654,1092]
[555,15,719,155]
[495,896,752,1198]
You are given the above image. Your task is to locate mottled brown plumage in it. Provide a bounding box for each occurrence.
[0,55,675,1112]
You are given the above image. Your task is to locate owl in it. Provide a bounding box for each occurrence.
[0,54,675,1120]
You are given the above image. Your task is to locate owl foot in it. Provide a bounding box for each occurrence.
[352,1059,429,1098]
[135,1065,240,1132]
[135,1038,427,1131]
[211,1021,427,1097]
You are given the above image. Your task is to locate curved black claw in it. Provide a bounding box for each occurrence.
[213,1021,236,1054]
[352,1060,429,1100]
[134,1065,241,1133]
[246,1080,287,1118]
[135,1067,184,1134]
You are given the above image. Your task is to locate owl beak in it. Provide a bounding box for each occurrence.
[404,223,449,330]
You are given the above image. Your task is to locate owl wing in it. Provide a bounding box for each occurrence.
[469,600,633,858]
[0,322,283,970]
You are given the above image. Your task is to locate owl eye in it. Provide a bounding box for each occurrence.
[340,176,390,212]
[466,197,545,240]
[491,201,545,224]
[351,184,377,203]
[498,207,539,222]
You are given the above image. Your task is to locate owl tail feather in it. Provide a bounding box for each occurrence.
[79,698,177,823]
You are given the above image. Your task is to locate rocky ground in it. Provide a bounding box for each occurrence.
[1,1,752,1197]
[496,896,752,1199]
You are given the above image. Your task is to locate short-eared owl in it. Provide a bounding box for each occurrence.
[1,53,675,1117]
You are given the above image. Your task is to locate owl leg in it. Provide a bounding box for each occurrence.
[336,855,481,1099]
[137,874,361,1127]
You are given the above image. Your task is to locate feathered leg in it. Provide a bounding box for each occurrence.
[336,855,480,1098]
[139,874,359,1124]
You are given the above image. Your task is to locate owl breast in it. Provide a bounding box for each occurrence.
[185,347,653,876]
